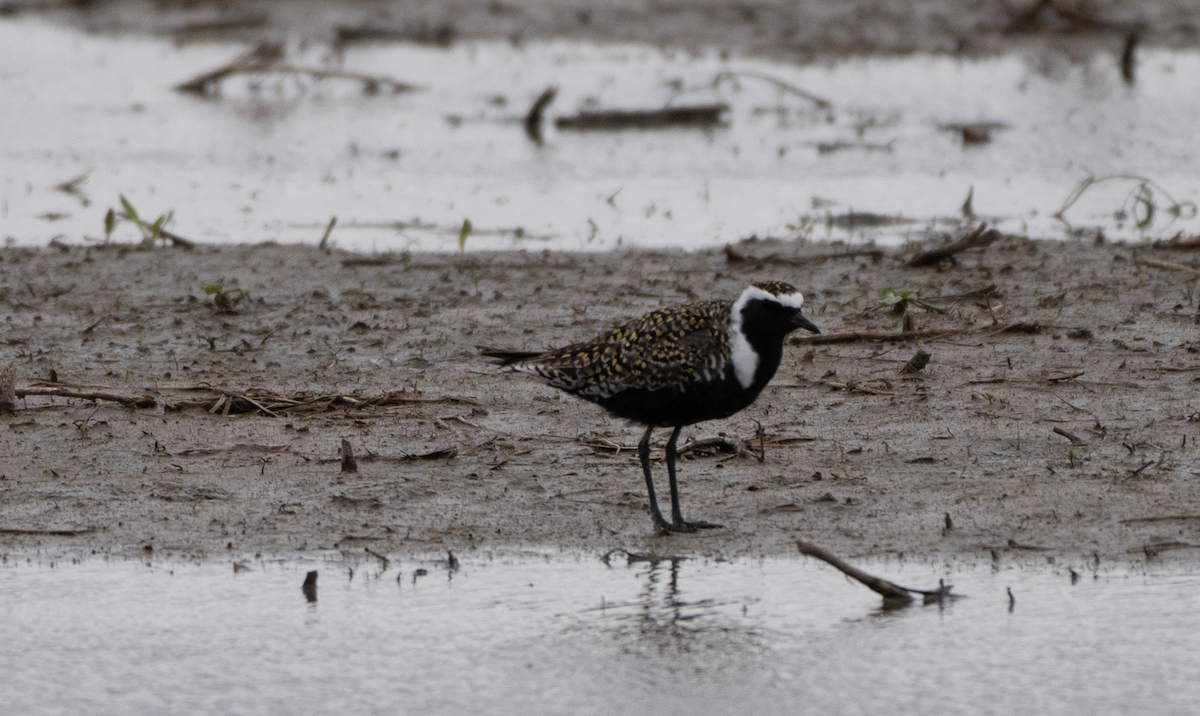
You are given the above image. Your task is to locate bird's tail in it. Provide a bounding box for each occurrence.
[477,346,544,366]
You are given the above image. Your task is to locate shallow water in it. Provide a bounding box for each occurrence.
[3,17,1200,251]
[2,555,1198,715]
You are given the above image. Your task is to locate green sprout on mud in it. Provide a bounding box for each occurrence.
[1067,449,1078,468]
[876,286,943,314]
[458,218,473,253]
[103,195,176,248]
[203,280,250,311]
[785,215,815,240]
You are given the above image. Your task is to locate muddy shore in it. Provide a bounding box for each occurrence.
[2,235,1198,566]
[19,0,1200,58]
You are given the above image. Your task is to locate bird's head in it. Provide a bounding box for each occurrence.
[732,281,821,336]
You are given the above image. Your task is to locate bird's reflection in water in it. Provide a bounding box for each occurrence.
[589,555,768,660]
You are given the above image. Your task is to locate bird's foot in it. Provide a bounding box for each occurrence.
[654,518,724,534]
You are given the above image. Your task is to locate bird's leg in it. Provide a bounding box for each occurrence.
[638,425,673,535]
[665,426,723,532]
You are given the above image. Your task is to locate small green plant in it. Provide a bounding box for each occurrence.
[203,280,250,311]
[103,195,176,248]
[458,218,473,253]
[876,286,943,314]
[785,215,815,240]
[1067,449,1078,468]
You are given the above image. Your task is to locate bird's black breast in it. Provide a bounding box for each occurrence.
[592,368,767,427]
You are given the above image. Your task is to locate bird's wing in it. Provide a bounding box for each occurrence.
[509,300,731,398]
[592,300,731,393]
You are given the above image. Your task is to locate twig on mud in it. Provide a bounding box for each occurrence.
[81,314,114,334]
[723,245,884,265]
[579,437,632,455]
[436,413,482,429]
[797,540,955,605]
[907,224,1001,267]
[1121,514,1200,524]
[1153,234,1200,250]
[167,388,479,415]
[340,439,358,473]
[15,386,156,409]
[1052,426,1087,445]
[0,528,94,536]
[1136,258,1200,277]
[809,378,894,396]
[676,435,747,458]
[1134,542,1198,558]
[900,349,931,375]
[789,327,964,346]
[990,321,1047,335]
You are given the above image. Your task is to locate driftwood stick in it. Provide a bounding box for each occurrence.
[789,327,964,345]
[1121,514,1200,524]
[1052,426,1087,445]
[556,104,728,130]
[907,224,1001,267]
[1152,234,1200,250]
[723,245,885,265]
[798,541,914,604]
[1137,258,1200,277]
[0,528,94,536]
[798,541,957,605]
[15,386,156,409]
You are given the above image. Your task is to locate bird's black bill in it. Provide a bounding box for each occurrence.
[792,313,821,334]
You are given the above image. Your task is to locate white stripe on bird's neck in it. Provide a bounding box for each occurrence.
[728,285,804,389]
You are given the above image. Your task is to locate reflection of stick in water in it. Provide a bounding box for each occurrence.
[175,42,421,96]
[797,540,955,606]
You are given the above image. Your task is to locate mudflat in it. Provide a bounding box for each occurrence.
[2,236,1198,565]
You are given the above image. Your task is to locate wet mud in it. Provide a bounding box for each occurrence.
[16,0,1200,58]
[2,236,1198,564]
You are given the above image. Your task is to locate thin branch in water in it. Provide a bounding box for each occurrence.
[797,540,956,606]
[1053,174,1197,229]
[713,70,833,110]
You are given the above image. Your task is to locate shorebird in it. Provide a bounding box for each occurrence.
[482,281,820,535]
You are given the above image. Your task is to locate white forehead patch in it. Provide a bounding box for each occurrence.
[733,285,805,316]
